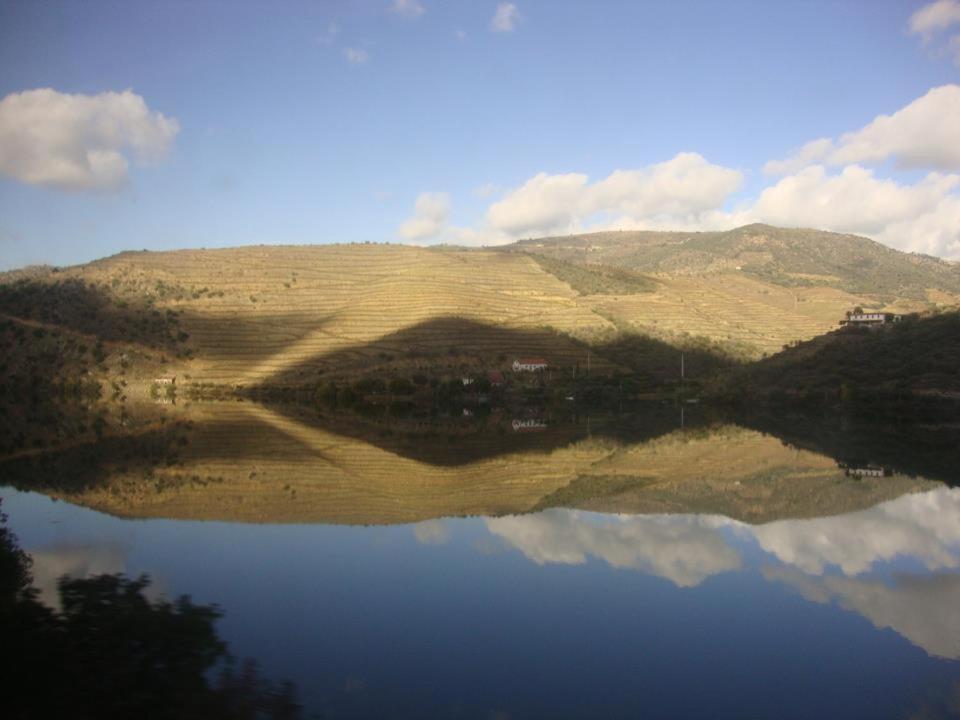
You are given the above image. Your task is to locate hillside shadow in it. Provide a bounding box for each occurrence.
[0,277,339,366]
[251,315,736,387]
[0,278,185,352]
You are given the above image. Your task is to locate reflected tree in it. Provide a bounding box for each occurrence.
[0,500,301,720]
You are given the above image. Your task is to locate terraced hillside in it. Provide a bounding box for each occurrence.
[2,402,938,526]
[538,424,939,522]
[1,226,956,390]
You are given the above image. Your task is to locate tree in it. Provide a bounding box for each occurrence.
[0,500,301,720]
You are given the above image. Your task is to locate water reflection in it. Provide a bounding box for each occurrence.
[3,403,960,718]
[487,487,960,659]
[764,567,960,660]
[487,511,741,587]
[27,542,127,609]
[748,486,960,575]
[2,402,952,526]
[412,519,451,546]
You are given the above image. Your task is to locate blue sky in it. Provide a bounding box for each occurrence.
[1,0,959,269]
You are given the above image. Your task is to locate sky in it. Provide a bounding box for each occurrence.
[1,0,960,270]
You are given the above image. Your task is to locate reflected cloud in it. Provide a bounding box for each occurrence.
[28,543,127,609]
[765,566,960,659]
[486,488,960,657]
[486,510,741,587]
[748,487,960,576]
[412,519,450,545]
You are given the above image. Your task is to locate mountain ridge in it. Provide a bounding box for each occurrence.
[509,223,960,299]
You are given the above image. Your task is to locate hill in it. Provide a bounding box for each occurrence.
[710,310,960,406]
[512,223,960,299]
[0,225,956,398]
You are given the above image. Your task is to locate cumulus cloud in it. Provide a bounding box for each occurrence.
[491,3,520,32]
[742,165,960,257]
[408,87,960,257]
[485,153,743,237]
[910,0,960,39]
[389,0,425,18]
[0,88,179,191]
[486,510,742,588]
[398,191,450,240]
[487,172,589,236]
[765,85,960,174]
[344,47,370,64]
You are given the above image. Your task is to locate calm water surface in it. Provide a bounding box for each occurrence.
[3,411,959,719]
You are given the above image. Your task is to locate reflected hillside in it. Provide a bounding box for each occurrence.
[253,398,696,467]
[735,408,960,486]
[0,398,944,526]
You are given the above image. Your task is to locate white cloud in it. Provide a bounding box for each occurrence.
[389,0,425,18]
[909,0,960,41]
[447,153,960,257]
[762,138,834,176]
[0,88,179,191]
[409,87,960,258]
[743,164,960,257]
[765,85,960,174]
[486,172,589,236]
[344,47,370,64]
[486,510,742,588]
[399,191,450,240]
[491,3,520,32]
[485,153,743,237]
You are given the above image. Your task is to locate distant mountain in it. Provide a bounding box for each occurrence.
[510,224,960,299]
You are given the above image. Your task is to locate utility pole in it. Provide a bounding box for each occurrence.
[681,352,685,380]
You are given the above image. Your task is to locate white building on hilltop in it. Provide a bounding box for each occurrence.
[840,312,901,326]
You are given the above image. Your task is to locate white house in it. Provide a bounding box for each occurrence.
[840,312,901,326]
[512,358,548,372]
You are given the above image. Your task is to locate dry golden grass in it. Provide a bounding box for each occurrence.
[70,246,611,383]
[587,274,918,357]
